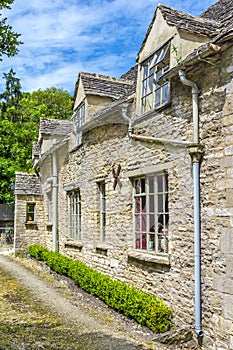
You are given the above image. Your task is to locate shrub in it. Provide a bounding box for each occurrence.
[28,244,173,333]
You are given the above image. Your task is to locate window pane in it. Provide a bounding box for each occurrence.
[158,193,163,213]
[141,196,146,213]
[142,233,147,250]
[162,83,169,104]
[135,214,140,232]
[143,65,148,80]
[141,214,147,232]
[157,175,163,192]
[135,180,140,194]
[149,214,155,232]
[158,234,168,253]
[148,74,154,92]
[141,179,146,193]
[155,88,161,107]
[148,176,154,193]
[135,196,141,213]
[149,234,155,251]
[149,195,154,212]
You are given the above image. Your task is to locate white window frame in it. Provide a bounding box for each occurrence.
[73,103,85,146]
[133,173,169,254]
[68,190,81,241]
[98,181,106,242]
[141,42,170,114]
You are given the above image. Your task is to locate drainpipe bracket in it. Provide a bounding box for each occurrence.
[187,144,205,163]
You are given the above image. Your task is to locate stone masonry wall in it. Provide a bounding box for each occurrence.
[14,195,46,251]
[52,47,233,349]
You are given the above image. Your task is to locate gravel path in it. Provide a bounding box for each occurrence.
[0,251,169,350]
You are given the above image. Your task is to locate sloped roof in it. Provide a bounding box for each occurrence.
[39,118,73,137]
[78,71,135,101]
[201,0,233,32]
[159,5,218,37]
[15,172,41,196]
[120,65,138,95]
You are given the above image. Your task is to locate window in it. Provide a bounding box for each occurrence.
[133,173,169,253]
[68,190,81,240]
[99,182,106,242]
[141,42,170,114]
[26,203,35,222]
[73,103,85,146]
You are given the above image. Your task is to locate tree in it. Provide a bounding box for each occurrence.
[0,0,22,61]
[0,68,22,118]
[0,73,73,203]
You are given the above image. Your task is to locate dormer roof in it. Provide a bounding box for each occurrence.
[158,5,218,37]
[74,71,135,102]
[39,118,72,139]
[137,0,232,59]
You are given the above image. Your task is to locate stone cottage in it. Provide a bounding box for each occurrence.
[14,0,233,348]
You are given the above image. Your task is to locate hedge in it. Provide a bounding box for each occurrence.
[28,244,173,333]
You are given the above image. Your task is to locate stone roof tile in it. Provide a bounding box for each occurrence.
[80,72,135,100]
[159,4,218,37]
[39,118,73,137]
[201,0,233,32]
[15,172,42,196]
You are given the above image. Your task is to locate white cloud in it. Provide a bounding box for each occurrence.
[0,0,216,94]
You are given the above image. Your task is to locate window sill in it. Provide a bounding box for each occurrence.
[25,221,37,225]
[64,240,83,250]
[96,242,112,250]
[136,101,171,123]
[127,250,170,270]
[96,242,111,256]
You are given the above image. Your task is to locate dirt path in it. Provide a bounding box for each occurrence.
[0,252,168,350]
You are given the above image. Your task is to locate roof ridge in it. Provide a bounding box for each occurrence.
[80,72,133,85]
[159,3,219,25]
[158,4,195,18]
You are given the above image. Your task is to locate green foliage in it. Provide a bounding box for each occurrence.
[0,69,22,115]
[0,0,23,62]
[28,245,173,333]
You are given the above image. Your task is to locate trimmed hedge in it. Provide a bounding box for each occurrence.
[28,244,173,333]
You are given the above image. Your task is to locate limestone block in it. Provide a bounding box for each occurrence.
[109,258,119,269]
[221,230,233,254]
[213,274,233,294]
[223,294,233,320]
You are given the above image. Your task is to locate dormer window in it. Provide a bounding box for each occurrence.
[73,103,85,146]
[141,42,170,114]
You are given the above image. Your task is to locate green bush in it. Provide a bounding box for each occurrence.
[28,244,173,333]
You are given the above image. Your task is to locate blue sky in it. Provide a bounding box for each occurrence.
[1,0,216,96]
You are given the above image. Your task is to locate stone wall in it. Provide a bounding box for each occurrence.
[14,194,46,251]
[47,47,233,349]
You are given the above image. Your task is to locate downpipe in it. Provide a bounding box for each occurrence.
[179,70,203,338]
[121,103,132,137]
[52,140,58,252]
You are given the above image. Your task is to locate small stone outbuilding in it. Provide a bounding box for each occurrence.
[14,1,233,348]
